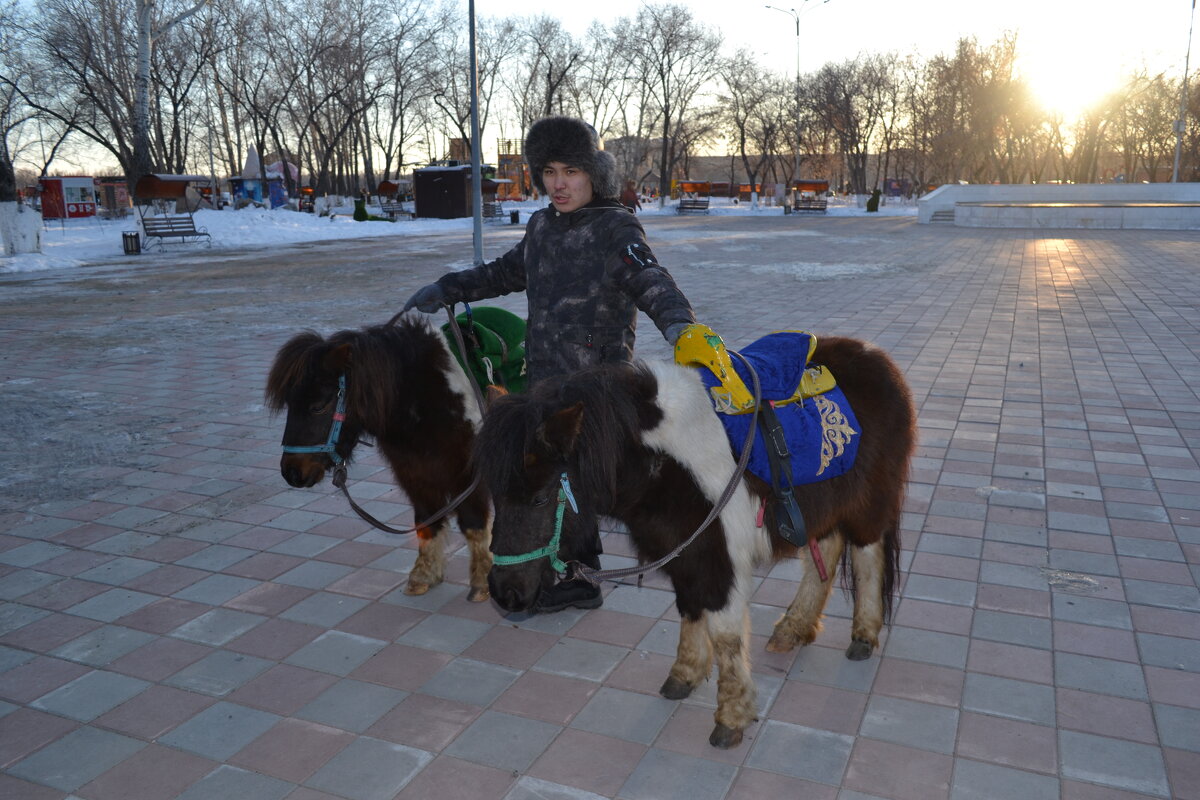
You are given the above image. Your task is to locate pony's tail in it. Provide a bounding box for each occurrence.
[880,520,902,624]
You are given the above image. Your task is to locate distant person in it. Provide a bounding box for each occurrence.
[620,179,641,212]
[403,116,727,613]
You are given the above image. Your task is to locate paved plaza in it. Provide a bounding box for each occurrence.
[1,215,1198,800]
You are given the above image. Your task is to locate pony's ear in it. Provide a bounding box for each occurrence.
[322,343,352,373]
[540,401,585,457]
[487,385,508,403]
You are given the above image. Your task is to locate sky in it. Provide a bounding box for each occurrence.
[497,0,1199,121]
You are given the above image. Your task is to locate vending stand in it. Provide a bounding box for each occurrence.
[38,176,97,220]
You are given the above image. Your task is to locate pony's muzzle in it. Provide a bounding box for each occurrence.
[487,564,544,612]
[280,454,327,488]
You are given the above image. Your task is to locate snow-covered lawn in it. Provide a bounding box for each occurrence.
[2,195,917,274]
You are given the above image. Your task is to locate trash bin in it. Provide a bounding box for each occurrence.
[122,231,141,255]
[509,210,520,225]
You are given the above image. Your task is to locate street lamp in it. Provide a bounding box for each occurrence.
[1171,0,1196,182]
[766,1,829,204]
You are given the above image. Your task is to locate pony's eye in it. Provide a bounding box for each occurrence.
[308,399,332,414]
[532,495,550,508]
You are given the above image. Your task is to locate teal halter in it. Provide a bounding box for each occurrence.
[491,472,577,574]
[281,374,347,467]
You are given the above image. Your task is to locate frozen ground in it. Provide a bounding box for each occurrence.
[3,195,917,274]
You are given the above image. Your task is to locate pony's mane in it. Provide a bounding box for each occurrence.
[265,316,445,424]
[477,362,662,504]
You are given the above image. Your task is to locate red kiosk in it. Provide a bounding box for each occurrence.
[38,176,97,220]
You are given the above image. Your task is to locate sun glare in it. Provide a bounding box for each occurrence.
[1019,51,1125,121]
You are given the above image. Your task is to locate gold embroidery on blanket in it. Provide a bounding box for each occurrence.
[815,395,857,475]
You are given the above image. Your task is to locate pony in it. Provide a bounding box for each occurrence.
[476,336,916,748]
[266,316,492,602]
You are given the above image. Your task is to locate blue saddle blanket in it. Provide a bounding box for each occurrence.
[698,331,860,486]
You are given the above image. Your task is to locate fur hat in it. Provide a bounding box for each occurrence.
[525,116,620,200]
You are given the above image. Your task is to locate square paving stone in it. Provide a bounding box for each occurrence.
[1054,652,1148,700]
[1059,730,1170,797]
[171,608,266,646]
[532,637,629,682]
[971,609,1053,649]
[166,649,273,696]
[274,560,355,589]
[175,764,293,800]
[172,574,260,605]
[950,758,1060,800]
[788,642,883,690]
[75,556,161,586]
[285,630,387,676]
[745,719,855,786]
[159,700,281,760]
[268,532,341,557]
[175,545,256,572]
[66,589,158,622]
[1154,703,1200,752]
[1052,595,1133,630]
[444,710,562,772]
[506,776,612,800]
[569,686,677,745]
[859,695,959,754]
[962,673,1056,725]
[420,657,522,706]
[279,592,369,627]
[31,669,149,721]
[620,747,739,800]
[880,626,969,670]
[50,625,156,667]
[601,585,677,618]
[304,736,432,800]
[8,725,146,791]
[1137,633,1200,672]
[396,613,491,655]
[296,679,408,733]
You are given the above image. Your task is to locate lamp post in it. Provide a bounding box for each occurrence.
[1171,0,1196,183]
[766,2,828,206]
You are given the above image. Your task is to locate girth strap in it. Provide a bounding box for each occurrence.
[758,401,828,581]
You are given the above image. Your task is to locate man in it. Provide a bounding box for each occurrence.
[404,116,713,611]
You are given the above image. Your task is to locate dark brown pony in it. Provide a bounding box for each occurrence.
[477,336,916,747]
[266,316,491,601]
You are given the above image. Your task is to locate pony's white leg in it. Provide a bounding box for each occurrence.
[706,602,756,749]
[846,540,885,660]
[767,531,846,653]
[461,518,493,603]
[405,522,447,595]
[660,614,712,700]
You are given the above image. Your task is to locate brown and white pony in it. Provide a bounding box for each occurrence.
[477,336,916,747]
[266,316,491,601]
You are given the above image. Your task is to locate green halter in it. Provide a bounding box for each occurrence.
[491,472,576,574]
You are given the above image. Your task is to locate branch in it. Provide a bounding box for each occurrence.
[154,0,209,39]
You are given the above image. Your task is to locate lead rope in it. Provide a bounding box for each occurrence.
[332,305,488,537]
[572,351,763,587]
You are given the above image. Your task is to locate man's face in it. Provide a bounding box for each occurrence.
[542,161,594,213]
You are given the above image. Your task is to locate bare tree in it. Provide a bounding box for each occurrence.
[717,50,785,204]
[628,3,721,205]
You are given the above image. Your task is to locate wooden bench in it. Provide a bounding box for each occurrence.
[483,201,506,222]
[380,202,413,220]
[677,198,710,214]
[140,215,211,249]
[793,198,828,214]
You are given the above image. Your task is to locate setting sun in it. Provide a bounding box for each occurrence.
[1019,51,1128,121]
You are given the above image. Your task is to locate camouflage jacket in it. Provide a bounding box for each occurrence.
[434,198,695,383]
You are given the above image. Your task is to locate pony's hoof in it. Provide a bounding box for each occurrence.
[404,580,432,596]
[659,676,695,700]
[845,638,874,661]
[765,629,800,653]
[709,723,743,749]
[467,586,490,603]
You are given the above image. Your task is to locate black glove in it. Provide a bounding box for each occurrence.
[664,321,691,345]
[402,283,446,314]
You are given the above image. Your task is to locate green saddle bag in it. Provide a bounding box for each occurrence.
[441,305,528,394]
